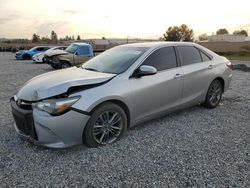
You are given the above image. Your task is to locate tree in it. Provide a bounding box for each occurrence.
[233,29,248,36]
[163,24,194,41]
[198,33,208,41]
[41,36,51,43]
[102,36,106,40]
[77,35,81,40]
[51,30,58,44]
[32,33,40,43]
[216,28,229,35]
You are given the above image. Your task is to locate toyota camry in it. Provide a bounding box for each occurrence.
[10,42,232,148]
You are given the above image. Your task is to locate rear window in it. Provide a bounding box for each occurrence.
[177,46,202,66]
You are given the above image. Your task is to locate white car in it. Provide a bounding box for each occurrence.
[32,46,67,63]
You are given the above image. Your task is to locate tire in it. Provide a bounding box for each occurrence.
[203,79,223,108]
[22,54,31,60]
[83,102,127,147]
[50,64,58,69]
[60,61,70,69]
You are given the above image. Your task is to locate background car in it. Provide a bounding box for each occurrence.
[45,43,94,69]
[15,46,51,60]
[10,42,232,148]
[32,46,67,63]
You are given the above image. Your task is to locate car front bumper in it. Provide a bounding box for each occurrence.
[15,54,22,59]
[32,56,39,62]
[10,98,90,148]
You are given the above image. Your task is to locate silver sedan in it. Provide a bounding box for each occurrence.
[10,42,232,148]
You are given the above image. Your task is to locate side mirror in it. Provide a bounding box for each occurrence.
[134,65,157,77]
[75,51,78,56]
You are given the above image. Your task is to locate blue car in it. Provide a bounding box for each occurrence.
[15,46,51,60]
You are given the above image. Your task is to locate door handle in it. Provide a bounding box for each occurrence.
[174,73,182,79]
[208,65,213,69]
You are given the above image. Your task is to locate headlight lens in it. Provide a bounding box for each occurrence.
[32,96,80,115]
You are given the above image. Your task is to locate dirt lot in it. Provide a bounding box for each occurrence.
[0,52,249,187]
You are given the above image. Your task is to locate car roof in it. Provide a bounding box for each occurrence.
[119,41,197,48]
[72,42,90,46]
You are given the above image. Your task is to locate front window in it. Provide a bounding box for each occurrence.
[82,46,149,74]
[65,44,79,54]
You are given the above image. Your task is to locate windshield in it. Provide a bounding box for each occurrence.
[65,44,78,54]
[82,46,149,74]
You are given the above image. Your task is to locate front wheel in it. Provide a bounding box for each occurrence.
[22,54,31,60]
[50,64,58,69]
[60,61,70,69]
[203,79,223,108]
[83,103,127,147]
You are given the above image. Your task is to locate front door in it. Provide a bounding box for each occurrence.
[128,46,183,123]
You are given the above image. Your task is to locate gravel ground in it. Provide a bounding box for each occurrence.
[0,52,249,187]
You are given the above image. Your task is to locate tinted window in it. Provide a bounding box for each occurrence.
[142,47,177,71]
[77,46,90,56]
[178,46,202,66]
[200,51,211,62]
[36,47,45,51]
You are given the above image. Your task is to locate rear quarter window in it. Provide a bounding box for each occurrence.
[200,50,212,62]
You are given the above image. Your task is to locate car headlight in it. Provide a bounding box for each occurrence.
[32,96,80,115]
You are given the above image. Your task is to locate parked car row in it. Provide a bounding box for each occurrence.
[11,42,232,148]
[32,46,67,63]
[15,43,99,69]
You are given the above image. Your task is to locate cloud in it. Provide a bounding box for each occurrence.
[0,14,20,24]
[62,9,80,15]
[34,21,71,37]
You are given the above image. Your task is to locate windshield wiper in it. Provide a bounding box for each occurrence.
[83,67,100,72]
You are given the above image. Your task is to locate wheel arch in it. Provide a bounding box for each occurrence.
[213,77,225,93]
[59,60,71,66]
[89,99,131,128]
[22,53,31,59]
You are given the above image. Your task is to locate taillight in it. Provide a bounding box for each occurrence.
[226,62,232,69]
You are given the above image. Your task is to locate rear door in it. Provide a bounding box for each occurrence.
[129,46,183,122]
[176,45,214,104]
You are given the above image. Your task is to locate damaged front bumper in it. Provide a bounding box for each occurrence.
[10,97,90,148]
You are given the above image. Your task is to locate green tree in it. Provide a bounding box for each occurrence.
[198,33,208,41]
[77,35,81,40]
[51,30,58,43]
[233,29,248,36]
[163,24,194,41]
[41,36,51,43]
[216,28,229,35]
[32,33,40,43]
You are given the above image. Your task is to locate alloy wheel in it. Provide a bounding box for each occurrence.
[208,80,222,106]
[92,111,123,144]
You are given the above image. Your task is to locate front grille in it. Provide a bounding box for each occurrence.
[11,98,37,140]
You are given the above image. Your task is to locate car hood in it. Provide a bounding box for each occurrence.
[16,50,27,54]
[45,49,68,57]
[17,67,116,101]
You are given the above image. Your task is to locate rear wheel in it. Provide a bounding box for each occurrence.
[203,79,223,108]
[83,103,127,147]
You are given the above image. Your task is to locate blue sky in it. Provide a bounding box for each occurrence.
[0,0,250,39]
